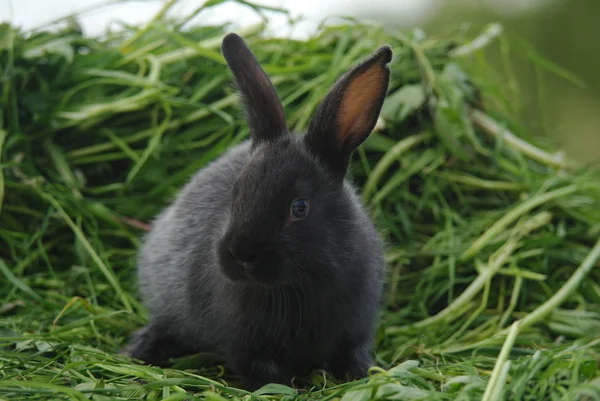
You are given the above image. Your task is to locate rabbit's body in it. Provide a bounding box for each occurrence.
[126,33,392,389]
[131,138,384,386]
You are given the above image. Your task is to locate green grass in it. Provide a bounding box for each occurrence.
[1,1,600,400]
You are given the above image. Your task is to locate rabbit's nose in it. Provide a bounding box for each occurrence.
[228,239,258,267]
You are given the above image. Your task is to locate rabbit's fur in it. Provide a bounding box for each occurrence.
[126,33,392,390]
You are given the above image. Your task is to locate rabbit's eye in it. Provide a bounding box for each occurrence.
[290,198,310,221]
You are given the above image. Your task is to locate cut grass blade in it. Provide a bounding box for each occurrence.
[38,192,132,312]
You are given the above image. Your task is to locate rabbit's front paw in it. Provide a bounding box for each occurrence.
[330,343,373,381]
[125,322,190,366]
[237,358,292,390]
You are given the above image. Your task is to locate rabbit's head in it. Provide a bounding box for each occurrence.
[216,33,391,286]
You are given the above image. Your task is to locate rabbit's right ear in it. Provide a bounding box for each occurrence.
[305,46,392,178]
[222,33,288,144]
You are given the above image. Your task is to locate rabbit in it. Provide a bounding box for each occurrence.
[124,32,392,390]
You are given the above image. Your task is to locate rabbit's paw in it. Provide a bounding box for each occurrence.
[329,343,373,381]
[124,322,189,366]
[237,358,292,390]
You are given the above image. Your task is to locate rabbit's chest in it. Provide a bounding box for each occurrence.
[239,293,344,355]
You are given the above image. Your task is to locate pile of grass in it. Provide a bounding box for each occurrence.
[1,1,600,400]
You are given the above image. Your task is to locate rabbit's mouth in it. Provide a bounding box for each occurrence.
[222,261,290,287]
[243,260,292,287]
[217,242,289,287]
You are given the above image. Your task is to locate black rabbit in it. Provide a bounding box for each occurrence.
[125,33,391,390]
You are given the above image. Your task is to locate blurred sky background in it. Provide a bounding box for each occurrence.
[2,0,599,163]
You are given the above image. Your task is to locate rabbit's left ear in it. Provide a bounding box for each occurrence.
[305,46,392,178]
[222,33,288,143]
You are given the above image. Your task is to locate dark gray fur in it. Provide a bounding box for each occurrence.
[126,33,392,390]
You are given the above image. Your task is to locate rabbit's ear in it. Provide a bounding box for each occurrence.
[222,33,288,143]
[305,46,392,177]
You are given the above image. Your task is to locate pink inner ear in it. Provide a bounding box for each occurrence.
[336,66,387,144]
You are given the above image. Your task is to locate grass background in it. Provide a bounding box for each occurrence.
[1,0,600,400]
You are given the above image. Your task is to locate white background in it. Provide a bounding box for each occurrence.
[0,0,557,38]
